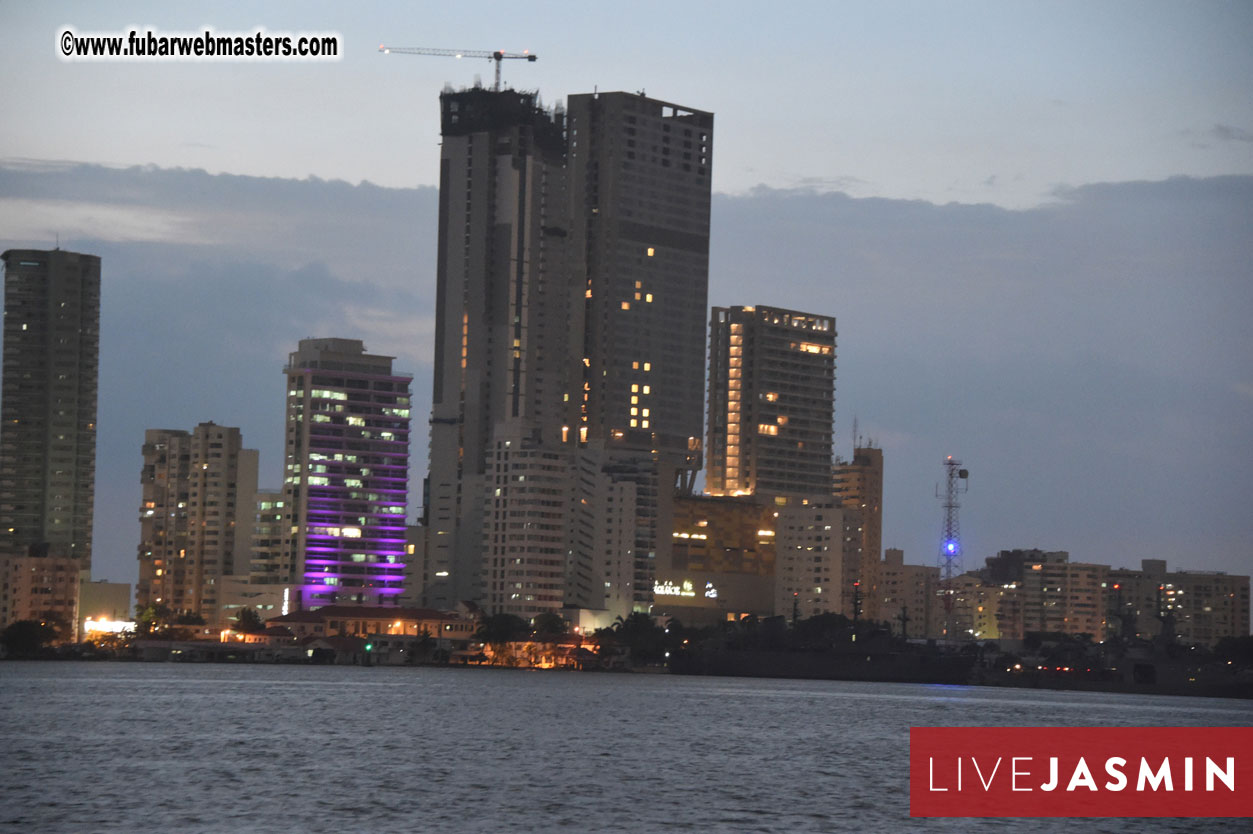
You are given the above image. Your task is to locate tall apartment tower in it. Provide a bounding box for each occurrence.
[567,92,714,605]
[425,88,575,612]
[0,249,100,566]
[706,306,836,498]
[834,445,884,620]
[0,249,100,631]
[567,93,713,456]
[281,338,411,610]
[425,89,713,618]
[136,423,259,623]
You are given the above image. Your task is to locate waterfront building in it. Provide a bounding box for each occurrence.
[568,91,714,610]
[78,578,132,640]
[264,604,476,642]
[136,423,259,625]
[773,497,842,621]
[983,549,1107,641]
[0,249,100,630]
[426,88,714,618]
[247,490,286,586]
[703,304,843,620]
[0,553,80,637]
[280,339,412,610]
[568,93,712,454]
[706,306,836,499]
[945,572,1009,641]
[424,87,575,612]
[1107,558,1250,647]
[876,548,939,640]
[564,446,637,620]
[215,575,285,628]
[654,494,788,625]
[834,446,884,622]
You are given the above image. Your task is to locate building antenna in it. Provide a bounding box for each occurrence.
[935,455,969,640]
[852,415,859,451]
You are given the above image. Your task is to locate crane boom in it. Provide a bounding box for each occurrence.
[378,45,537,91]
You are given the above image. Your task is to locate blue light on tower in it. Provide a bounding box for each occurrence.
[945,541,957,554]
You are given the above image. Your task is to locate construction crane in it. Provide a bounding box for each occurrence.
[378,45,537,92]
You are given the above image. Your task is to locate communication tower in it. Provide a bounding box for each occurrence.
[936,456,969,639]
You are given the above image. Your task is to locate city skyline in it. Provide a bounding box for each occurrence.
[0,4,1250,591]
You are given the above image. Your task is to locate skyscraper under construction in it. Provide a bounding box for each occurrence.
[422,88,713,619]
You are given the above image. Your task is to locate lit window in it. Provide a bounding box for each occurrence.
[645,293,653,302]
[621,301,630,310]
[646,247,655,256]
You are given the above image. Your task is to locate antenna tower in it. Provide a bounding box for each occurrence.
[936,456,969,639]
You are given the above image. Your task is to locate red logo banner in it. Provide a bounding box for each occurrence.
[910,727,1253,817]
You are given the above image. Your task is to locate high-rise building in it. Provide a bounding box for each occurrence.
[567,93,714,607]
[703,305,840,619]
[0,249,100,632]
[567,92,713,458]
[426,88,714,618]
[281,338,411,610]
[425,88,575,612]
[136,422,258,624]
[706,306,836,498]
[834,446,884,621]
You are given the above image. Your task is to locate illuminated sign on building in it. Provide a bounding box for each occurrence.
[655,579,696,597]
[654,579,721,600]
[82,618,135,634]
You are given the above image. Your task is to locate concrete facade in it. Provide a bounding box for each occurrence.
[136,423,258,624]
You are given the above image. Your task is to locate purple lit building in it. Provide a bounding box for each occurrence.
[280,339,412,610]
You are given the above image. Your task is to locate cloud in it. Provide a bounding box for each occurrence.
[1212,124,1253,144]
[2,164,1250,585]
[0,197,210,244]
[785,175,869,192]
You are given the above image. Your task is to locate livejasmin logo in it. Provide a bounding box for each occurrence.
[910,727,1253,818]
[927,753,1235,793]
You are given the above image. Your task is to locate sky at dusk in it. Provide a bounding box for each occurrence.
[1,2,1251,588]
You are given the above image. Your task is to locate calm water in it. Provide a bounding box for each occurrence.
[1,662,1249,833]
